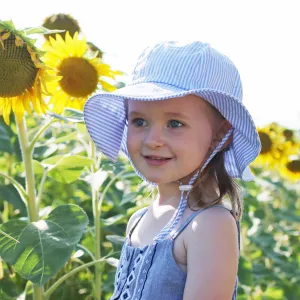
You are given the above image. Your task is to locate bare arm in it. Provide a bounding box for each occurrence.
[183,207,239,300]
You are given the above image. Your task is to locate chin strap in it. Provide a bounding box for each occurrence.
[154,171,199,241]
[153,125,234,242]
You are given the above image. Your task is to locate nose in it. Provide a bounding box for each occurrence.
[144,126,165,149]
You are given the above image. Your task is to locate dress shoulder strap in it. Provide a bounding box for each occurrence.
[171,204,240,252]
[128,207,149,238]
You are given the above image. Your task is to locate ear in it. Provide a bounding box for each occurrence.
[222,133,233,151]
[221,122,233,151]
[200,120,233,170]
[212,119,233,152]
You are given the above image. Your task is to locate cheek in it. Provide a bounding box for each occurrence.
[127,129,141,155]
[179,131,211,159]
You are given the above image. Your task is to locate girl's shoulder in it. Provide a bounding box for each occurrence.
[183,206,239,299]
[125,206,149,236]
[184,205,239,251]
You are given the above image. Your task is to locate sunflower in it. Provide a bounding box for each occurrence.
[42,32,122,113]
[42,13,80,40]
[252,123,287,169]
[0,20,60,125]
[280,144,300,182]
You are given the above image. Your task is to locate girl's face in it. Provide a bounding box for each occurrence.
[127,95,222,184]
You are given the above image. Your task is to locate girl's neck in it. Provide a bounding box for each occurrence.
[155,179,220,209]
[156,181,182,208]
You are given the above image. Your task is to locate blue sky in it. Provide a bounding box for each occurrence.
[3,0,300,129]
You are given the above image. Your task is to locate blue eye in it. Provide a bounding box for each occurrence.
[168,120,184,128]
[132,118,147,127]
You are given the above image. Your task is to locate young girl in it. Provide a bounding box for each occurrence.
[84,41,261,300]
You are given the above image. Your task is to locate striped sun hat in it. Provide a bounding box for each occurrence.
[84,41,261,182]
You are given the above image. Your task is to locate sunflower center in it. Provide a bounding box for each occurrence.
[0,34,38,97]
[259,132,272,154]
[286,160,300,173]
[58,57,98,97]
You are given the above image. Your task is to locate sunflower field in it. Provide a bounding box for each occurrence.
[0,17,299,300]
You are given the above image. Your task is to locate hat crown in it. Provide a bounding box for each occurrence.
[131,41,243,101]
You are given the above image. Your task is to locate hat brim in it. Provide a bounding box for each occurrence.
[84,82,261,181]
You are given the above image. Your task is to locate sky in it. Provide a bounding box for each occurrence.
[2,0,300,129]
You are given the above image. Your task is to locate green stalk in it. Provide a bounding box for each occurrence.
[0,171,29,204]
[28,118,56,153]
[90,140,102,300]
[2,154,12,222]
[16,117,44,300]
[76,244,96,261]
[37,170,48,207]
[44,256,110,300]
[98,169,127,212]
[2,201,9,223]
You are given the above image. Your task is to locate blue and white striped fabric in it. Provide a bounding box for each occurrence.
[84,40,261,183]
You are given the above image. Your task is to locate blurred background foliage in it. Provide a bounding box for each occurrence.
[0,113,299,300]
[0,13,300,300]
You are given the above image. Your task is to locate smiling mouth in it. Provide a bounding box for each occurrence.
[142,155,175,166]
[143,155,173,160]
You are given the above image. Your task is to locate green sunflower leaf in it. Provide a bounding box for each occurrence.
[0,124,12,153]
[22,26,65,35]
[41,155,94,183]
[0,204,89,285]
[0,20,15,30]
[49,108,84,123]
[63,108,84,123]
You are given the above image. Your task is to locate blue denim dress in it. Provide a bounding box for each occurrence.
[110,204,240,300]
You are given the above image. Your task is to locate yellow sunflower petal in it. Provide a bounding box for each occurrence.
[50,90,67,114]
[0,99,5,111]
[12,97,25,123]
[14,35,24,47]
[31,96,42,115]
[1,31,11,41]
[99,79,117,92]
[65,31,74,53]
[3,99,12,125]
[0,39,5,50]
[22,93,31,113]
[53,34,70,56]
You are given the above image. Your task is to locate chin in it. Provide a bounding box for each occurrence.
[141,175,165,184]
[141,172,179,185]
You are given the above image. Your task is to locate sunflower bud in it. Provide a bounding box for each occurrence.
[43,13,81,40]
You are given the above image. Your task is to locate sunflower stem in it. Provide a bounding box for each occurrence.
[89,139,102,300]
[2,154,12,223]
[76,244,96,262]
[0,171,29,204]
[16,117,44,300]
[28,118,57,153]
[2,201,9,223]
[37,170,48,207]
[98,169,127,212]
[44,256,110,300]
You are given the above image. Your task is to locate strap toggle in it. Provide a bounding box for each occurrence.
[179,184,193,191]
